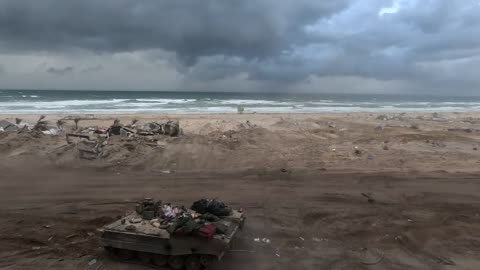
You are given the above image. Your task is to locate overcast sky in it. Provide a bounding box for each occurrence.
[0,0,479,94]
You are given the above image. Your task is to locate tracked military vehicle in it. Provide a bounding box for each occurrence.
[100,198,245,270]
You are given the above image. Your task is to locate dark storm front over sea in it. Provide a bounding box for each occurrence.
[1,90,480,114]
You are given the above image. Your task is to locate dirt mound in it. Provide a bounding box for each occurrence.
[35,125,282,171]
[0,132,51,156]
[49,136,161,169]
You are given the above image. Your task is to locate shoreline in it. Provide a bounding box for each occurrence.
[2,108,480,115]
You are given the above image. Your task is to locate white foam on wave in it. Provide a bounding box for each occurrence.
[307,102,356,106]
[113,103,162,107]
[0,99,128,108]
[135,99,196,104]
[2,97,480,114]
[3,105,480,114]
[216,99,295,105]
[20,94,41,98]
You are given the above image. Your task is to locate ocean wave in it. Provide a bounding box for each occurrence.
[0,99,129,107]
[2,96,480,113]
[135,98,196,103]
[215,99,294,105]
[2,105,480,114]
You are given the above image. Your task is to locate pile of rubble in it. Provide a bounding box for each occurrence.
[0,116,183,161]
[70,119,181,137]
[0,116,62,136]
[66,119,182,160]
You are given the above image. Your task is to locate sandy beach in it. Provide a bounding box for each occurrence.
[1,112,480,269]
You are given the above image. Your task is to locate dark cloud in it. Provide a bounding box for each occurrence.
[80,65,103,74]
[0,0,349,62]
[47,66,74,76]
[0,0,479,93]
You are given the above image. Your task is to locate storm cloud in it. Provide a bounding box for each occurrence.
[46,66,74,76]
[0,0,479,93]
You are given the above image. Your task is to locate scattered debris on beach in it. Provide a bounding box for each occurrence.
[0,119,18,132]
[63,119,182,160]
[0,115,62,136]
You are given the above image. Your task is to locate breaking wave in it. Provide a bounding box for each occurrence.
[1,90,480,114]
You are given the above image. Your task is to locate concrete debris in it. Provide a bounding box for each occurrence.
[253,237,270,244]
[1,117,61,136]
[88,258,97,266]
[42,128,60,136]
[0,120,18,132]
[66,133,93,144]
[62,120,182,160]
[376,115,388,121]
[139,120,180,137]
[238,120,256,129]
[77,140,105,160]
[376,114,409,121]
[66,119,181,140]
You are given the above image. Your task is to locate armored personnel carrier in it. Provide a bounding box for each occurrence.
[100,198,245,270]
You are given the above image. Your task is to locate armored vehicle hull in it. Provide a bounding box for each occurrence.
[100,199,245,270]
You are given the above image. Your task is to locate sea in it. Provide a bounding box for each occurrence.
[1,90,480,114]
